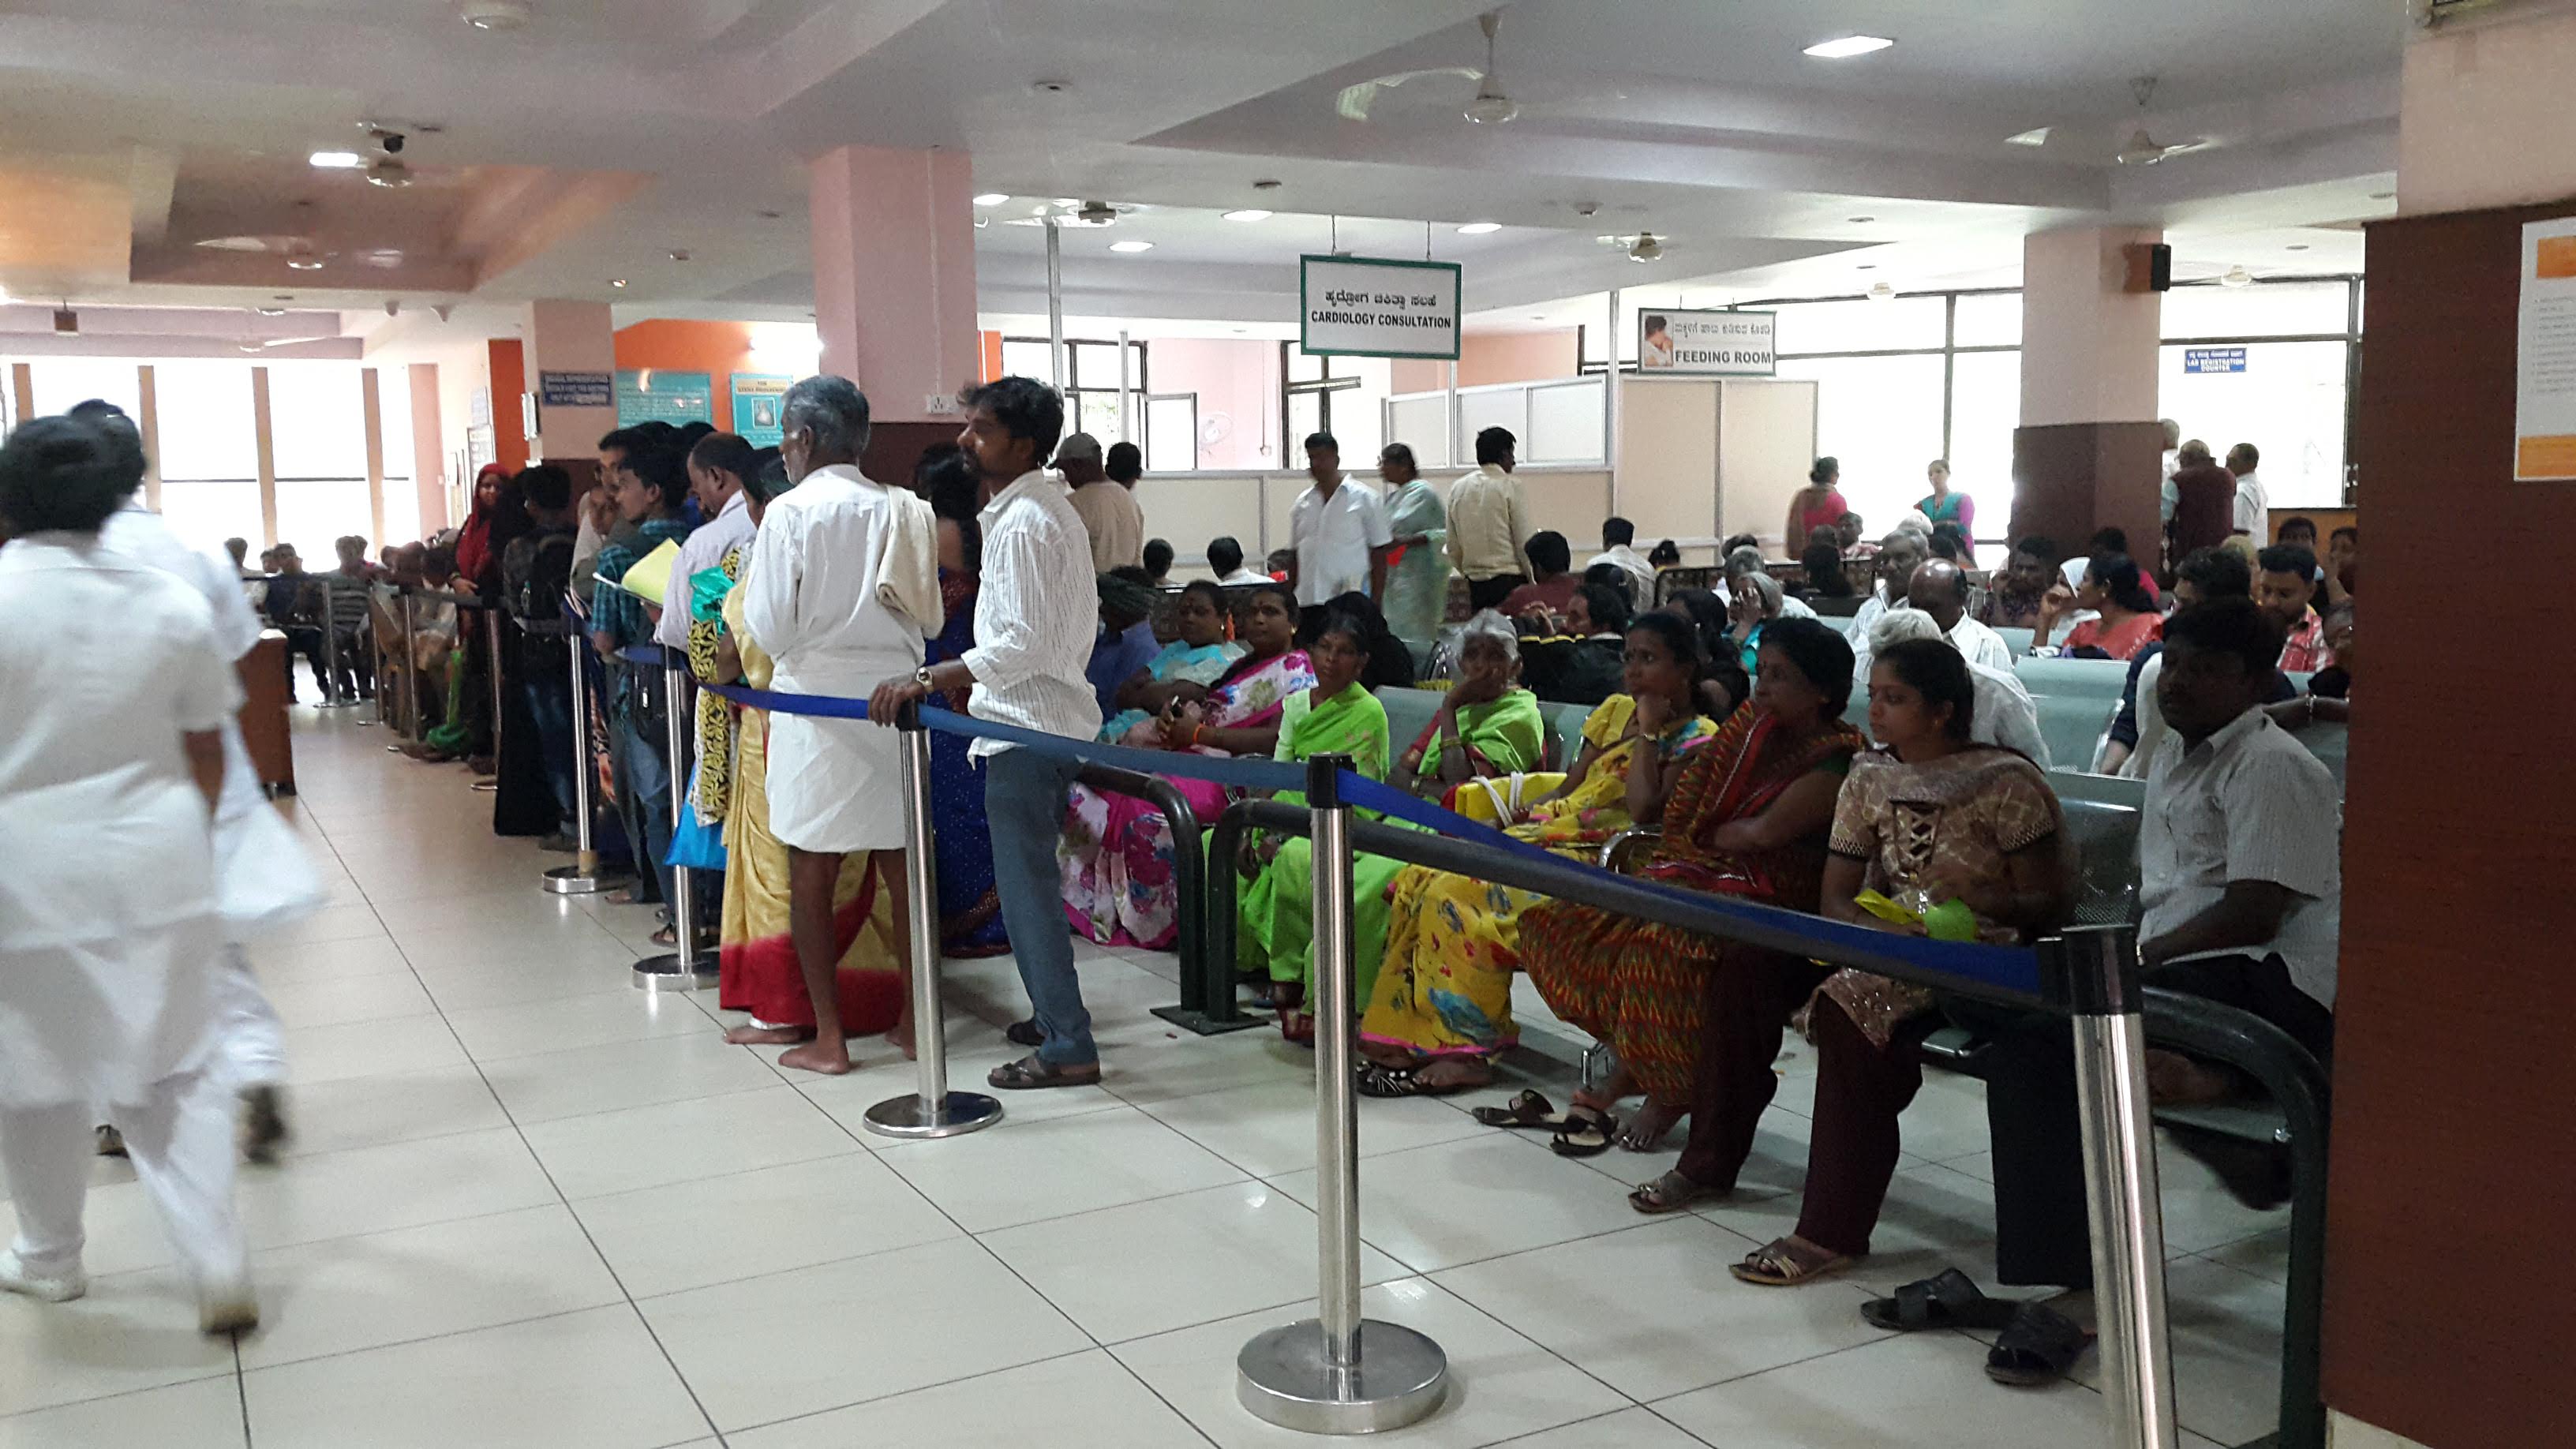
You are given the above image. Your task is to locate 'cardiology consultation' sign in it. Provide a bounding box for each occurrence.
[1300,255,1462,360]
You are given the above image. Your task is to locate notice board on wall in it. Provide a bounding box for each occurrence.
[615,369,713,428]
[729,373,792,447]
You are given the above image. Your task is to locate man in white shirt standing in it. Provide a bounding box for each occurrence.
[1060,432,1143,574]
[743,377,940,1076]
[1586,516,1658,608]
[873,378,1105,1089]
[1445,425,1532,612]
[1285,432,1391,627]
[2226,442,2268,539]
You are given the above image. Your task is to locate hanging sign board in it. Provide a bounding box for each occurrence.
[2514,215,2576,481]
[1637,308,1776,376]
[1300,255,1462,360]
[2183,346,2247,375]
[537,370,612,408]
[615,369,713,428]
[729,373,793,447]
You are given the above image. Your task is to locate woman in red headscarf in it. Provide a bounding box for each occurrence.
[452,462,511,586]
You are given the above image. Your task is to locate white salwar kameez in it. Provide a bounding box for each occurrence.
[103,503,323,1090]
[0,536,251,1305]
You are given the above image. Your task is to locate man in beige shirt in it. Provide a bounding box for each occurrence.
[1059,432,1144,573]
[1446,425,1532,612]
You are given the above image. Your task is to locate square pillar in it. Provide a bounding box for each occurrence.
[2008,226,2164,563]
[524,299,618,462]
[808,144,981,424]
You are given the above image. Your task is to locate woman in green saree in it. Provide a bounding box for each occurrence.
[1237,612,1401,1043]
[1388,613,1545,804]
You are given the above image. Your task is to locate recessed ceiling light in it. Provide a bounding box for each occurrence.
[309,150,363,169]
[2005,127,2051,148]
[284,256,324,271]
[609,278,628,288]
[667,249,691,262]
[2369,190,2394,200]
[253,306,286,317]
[1803,35,1894,58]
[1109,239,1155,253]
[1222,209,1272,223]
[460,1,531,31]
[1456,221,1503,234]
[972,193,1009,207]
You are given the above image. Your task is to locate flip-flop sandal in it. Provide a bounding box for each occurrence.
[1472,1089,1569,1130]
[1985,1302,2095,1386]
[986,1053,1103,1091]
[1005,1018,1044,1048]
[1628,1169,1721,1215]
[1548,1106,1616,1158]
[1355,1061,1424,1099]
[1729,1236,1855,1286]
[1862,1267,2021,1333]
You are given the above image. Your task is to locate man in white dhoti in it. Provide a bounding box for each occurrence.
[76,400,315,1163]
[0,416,257,1334]
[741,377,942,1075]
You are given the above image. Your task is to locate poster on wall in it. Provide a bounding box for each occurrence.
[1637,309,1776,376]
[537,370,612,408]
[615,369,714,428]
[729,373,793,447]
[1300,255,1462,360]
[2514,215,2576,481]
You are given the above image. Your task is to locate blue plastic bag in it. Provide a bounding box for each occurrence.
[665,761,728,873]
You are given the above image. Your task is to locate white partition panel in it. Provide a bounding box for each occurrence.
[1526,378,1605,463]
[1134,474,1264,564]
[1454,386,1527,463]
[1717,378,1820,552]
[1386,393,1451,468]
[1616,376,1720,545]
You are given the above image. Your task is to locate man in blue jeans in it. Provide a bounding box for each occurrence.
[872,376,1104,1088]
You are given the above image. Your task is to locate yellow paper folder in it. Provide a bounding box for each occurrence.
[597,538,682,605]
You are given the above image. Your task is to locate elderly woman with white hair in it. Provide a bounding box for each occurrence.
[1728,568,1788,675]
[1866,608,2050,766]
[1390,613,1544,802]
[1723,545,1816,621]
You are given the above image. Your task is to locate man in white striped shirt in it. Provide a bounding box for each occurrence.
[873,377,1105,1088]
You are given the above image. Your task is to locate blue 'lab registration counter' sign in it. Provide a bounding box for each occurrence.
[2183,346,2247,375]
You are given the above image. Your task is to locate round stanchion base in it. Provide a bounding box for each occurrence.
[541,866,632,897]
[630,953,718,992]
[1236,1320,1447,1436]
[862,1091,1005,1140]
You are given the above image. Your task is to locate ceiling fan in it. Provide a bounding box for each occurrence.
[1003,199,1148,228]
[1337,10,1519,125]
[2115,77,2211,165]
[1596,231,1667,264]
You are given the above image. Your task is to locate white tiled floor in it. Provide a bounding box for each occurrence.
[0,705,2296,1447]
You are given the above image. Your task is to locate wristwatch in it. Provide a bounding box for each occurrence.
[913,665,935,688]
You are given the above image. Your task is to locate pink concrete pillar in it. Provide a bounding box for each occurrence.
[523,299,618,461]
[2009,225,2165,563]
[407,362,447,534]
[807,145,980,421]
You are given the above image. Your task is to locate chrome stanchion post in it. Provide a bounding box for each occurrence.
[544,628,631,897]
[1237,754,1447,1435]
[635,655,714,991]
[866,701,1002,1139]
[2048,923,2179,1449]
[473,604,503,790]
[390,590,419,749]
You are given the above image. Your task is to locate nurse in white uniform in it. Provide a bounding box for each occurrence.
[740,376,941,1076]
[79,401,317,1161]
[0,415,257,1334]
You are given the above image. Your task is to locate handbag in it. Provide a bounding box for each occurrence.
[664,761,729,872]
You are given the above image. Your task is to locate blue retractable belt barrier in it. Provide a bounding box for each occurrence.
[697,678,2044,1000]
